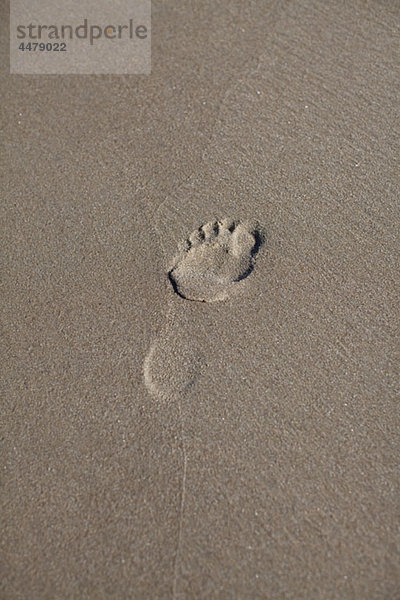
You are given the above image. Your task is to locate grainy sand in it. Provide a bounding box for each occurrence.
[1,1,400,598]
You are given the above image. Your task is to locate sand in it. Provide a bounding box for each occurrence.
[1,0,400,598]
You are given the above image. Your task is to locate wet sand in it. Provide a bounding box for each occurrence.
[1,1,400,598]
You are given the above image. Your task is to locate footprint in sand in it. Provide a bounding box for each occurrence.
[144,218,263,401]
[169,218,263,303]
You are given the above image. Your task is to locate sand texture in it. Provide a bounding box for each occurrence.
[1,0,400,598]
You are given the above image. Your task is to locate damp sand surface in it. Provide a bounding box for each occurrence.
[2,1,400,598]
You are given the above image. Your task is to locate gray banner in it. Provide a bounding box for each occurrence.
[10,0,151,74]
